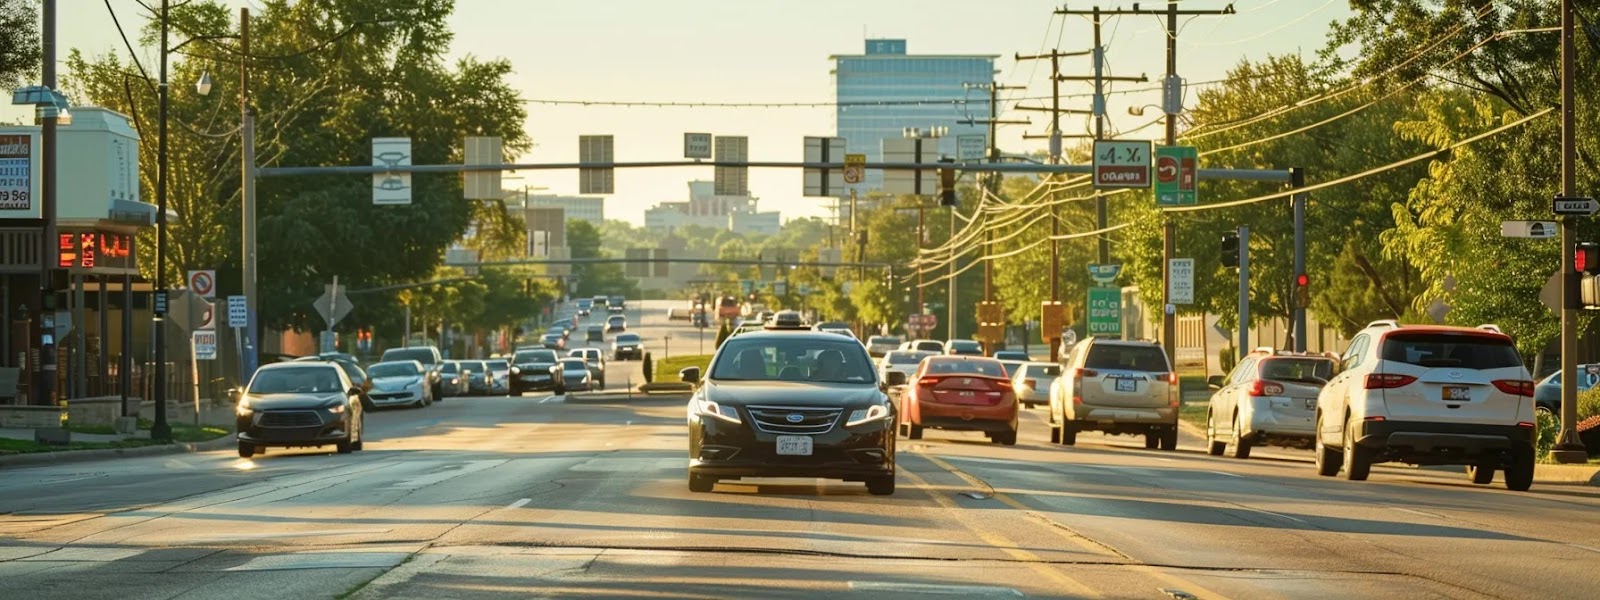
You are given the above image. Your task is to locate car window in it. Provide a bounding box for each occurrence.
[367,362,421,378]
[1083,344,1169,372]
[382,348,438,365]
[488,360,509,370]
[249,366,344,394]
[617,334,641,343]
[925,358,1007,377]
[514,350,557,363]
[1022,364,1062,377]
[1342,335,1369,371]
[440,362,459,374]
[1228,358,1257,385]
[886,352,927,365]
[1258,357,1334,383]
[561,358,587,369]
[1379,333,1523,370]
[711,337,874,383]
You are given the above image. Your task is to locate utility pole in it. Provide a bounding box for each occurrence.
[959,83,1027,350]
[1018,49,1093,361]
[240,7,260,383]
[1058,1,1233,363]
[152,0,172,442]
[1553,0,1587,462]
[893,201,932,339]
[33,0,58,406]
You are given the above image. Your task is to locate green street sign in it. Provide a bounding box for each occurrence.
[1087,287,1122,337]
[1154,145,1198,206]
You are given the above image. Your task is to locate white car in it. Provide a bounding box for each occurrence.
[1011,362,1060,409]
[1314,321,1536,490]
[878,350,932,384]
[900,339,946,354]
[1206,349,1335,458]
[1048,338,1179,450]
[866,336,903,358]
[364,360,434,408]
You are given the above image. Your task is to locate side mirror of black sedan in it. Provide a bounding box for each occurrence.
[885,371,908,387]
[1206,375,1226,390]
[679,366,701,384]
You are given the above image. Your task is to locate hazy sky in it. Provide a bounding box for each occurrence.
[8,0,1350,225]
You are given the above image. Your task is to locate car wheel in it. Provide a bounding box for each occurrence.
[1231,415,1252,459]
[1315,416,1342,477]
[237,443,256,458]
[555,385,567,396]
[1504,443,1535,491]
[1159,427,1178,451]
[688,472,716,493]
[1467,463,1494,485]
[1206,410,1226,456]
[1144,432,1159,449]
[992,430,1017,446]
[1341,419,1372,481]
[511,388,523,397]
[866,475,896,496]
[908,424,924,440]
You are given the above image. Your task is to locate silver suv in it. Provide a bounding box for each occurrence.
[1049,338,1178,449]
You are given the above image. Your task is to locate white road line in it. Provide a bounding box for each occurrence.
[1154,457,1176,462]
[1235,506,1307,524]
[507,498,531,509]
[1568,543,1600,555]
[849,582,1024,596]
[1207,471,1245,478]
[1389,507,1442,520]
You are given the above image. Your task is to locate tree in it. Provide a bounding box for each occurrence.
[0,0,37,92]
[568,219,638,298]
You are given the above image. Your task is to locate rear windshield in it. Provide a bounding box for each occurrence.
[439,362,459,374]
[561,358,587,369]
[914,341,945,351]
[1023,364,1062,377]
[994,352,1031,361]
[924,358,1006,377]
[869,337,901,345]
[367,362,420,378]
[1084,344,1169,372]
[382,348,437,365]
[886,352,927,365]
[1258,357,1334,383]
[948,340,982,352]
[1380,333,1523,370]
[617,334,641,343]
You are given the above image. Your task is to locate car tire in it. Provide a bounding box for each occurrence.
[1061,425,1077,446]
[908,424,924,440]
[1049,422,1062,444]
[1315,417,1342,477]
[1208,437,1227,456]
[688,472,716,493]
[1341,421,1372,481]
[1504,443,1535,491]
[1159,427,1178,451]
[866,476,896,496]
[1144,433,1159,449]
[1467,463,1494,485]
[993,430,1017,446]
[238,443,256,458]
[1231,416,1252,459]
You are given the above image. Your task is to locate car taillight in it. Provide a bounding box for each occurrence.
[1156,372,1178,385]
[1492,380,1535,397]
[1364,373,1417,389]
[918,377,942,387]
[992,379,1012,389]
[1073,368,1099,380]
[1249,380,1286,397]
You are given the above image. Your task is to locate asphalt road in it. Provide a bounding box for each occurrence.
[2,301,1598,599]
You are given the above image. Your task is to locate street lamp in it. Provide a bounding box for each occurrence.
[11,84,71,405]
[195,71,213,96]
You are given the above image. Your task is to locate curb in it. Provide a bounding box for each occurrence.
[0,434,237,469]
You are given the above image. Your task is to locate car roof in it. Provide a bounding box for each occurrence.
[1371,324,1513,342]
[259,361,340,372]
[925,354,1001,364]
[1088,338,1162,348]
[728,330,866,342]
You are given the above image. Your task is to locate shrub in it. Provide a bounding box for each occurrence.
[715,321,732,349]
[1536,406,1560,459]
[1578,387,1600,421]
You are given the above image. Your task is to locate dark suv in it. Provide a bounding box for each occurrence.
[508,348,563,396]
[682,328,896,495]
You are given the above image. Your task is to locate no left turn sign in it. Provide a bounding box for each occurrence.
[188,270,216,299]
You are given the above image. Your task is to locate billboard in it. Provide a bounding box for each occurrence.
[0,132,39,218]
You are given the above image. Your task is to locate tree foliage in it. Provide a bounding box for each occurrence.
[0,0,38,92]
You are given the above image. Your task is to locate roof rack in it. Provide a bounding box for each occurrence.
[1366,319,1402,330]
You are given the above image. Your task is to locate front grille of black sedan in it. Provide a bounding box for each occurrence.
[746,406,843,435]
[259,411,323,428]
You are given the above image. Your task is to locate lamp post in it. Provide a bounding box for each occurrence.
[8,81,68,405]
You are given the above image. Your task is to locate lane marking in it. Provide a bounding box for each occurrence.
[916,451,1237,600]
[1567,543,1600,555]
[225,551,411,572]
[1389,507,1442,520]
[849,581,1024,596]
[507,498,531,509]
[898,467,1102,598]
[1206,471,1245,478]
[1232,506,1307,524]
[1154,457,1177,463]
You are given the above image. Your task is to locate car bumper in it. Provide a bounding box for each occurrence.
[237,412,351,447]
[613,347,641,358]
[1354,420,1534,463]
[689,418,895,479]
[369,389,426,407]
[1017,390,1049,405]
[912,400,1017,431]
[1068,404,1176,425]
[514,376,559,391]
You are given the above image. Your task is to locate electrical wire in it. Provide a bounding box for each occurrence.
[105,0,157,93]
[1189,0,1339,47]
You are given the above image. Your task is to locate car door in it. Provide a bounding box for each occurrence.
[1213,357,1256,436]
[1319,335,1368,443]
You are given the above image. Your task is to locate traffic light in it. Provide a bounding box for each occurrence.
[1576,242,1600,274]
[1220,232,1240,268]
[1293,273,1310,309]
[1578,243,1600,308]
[938,158,957,207]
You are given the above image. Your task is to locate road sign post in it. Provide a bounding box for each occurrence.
[683,133,712,159]
[187,270,216,300]
[1154,146,1198,206]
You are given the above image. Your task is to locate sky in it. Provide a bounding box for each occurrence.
[6,0,1351,225]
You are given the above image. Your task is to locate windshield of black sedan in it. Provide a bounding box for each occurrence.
[616,334,640,344]
[249,366,343,395]
[711,337,875,383]
[514,350,557,364]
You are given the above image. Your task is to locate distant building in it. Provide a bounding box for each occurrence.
[526,195,604,226]
[645,181,779,235]
[831,39,997,191]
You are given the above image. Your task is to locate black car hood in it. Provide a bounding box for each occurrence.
[246,392,342,410]
[515,362,556,371]
[703,380,884,408]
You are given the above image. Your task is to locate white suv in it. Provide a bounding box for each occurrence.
[1048,338,1179,450]
[1314,321,1537,490]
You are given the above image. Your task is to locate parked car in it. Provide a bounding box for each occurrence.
[878,350,931,384]
[569,348,607,388]
[557,357,594,392]
[541,332,566,350]
[509,348,563,396]
[1011,362,1060,409]
[613,333,643,360]
[896,355,1018,445]
[900,339,946,354]
[592,295,609,311]
[364,360,434,409]
[234,361,365,458]
[1313,321,1536,491]
[437,360,472,397]
[944,339,984,356]
[463,360,494,396]
[586,324,605,342]
[1049,338,1178,450]
[866,336,903,358]
[378,346,444,400]
[1533,365,1598,416]
[682,327,896,495]
[293,353,373,410]
[607,314,628,332]
[1206,349,1335,458]
[485,359,511,395]
[992,350,1032,376]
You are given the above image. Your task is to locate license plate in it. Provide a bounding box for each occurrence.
[776,435,813,456]
[1443,386,1470,401]
[959,390,976,397]
[1115,378,1137,392]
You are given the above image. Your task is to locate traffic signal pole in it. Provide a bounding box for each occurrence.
[1553,0,1586,462]
[1291,167,1307,352]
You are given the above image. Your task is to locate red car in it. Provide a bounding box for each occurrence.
[896,356,1019,445]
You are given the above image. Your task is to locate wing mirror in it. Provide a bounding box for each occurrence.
[1207,375,1225,390]
[885,371,908,387]
[227,387,243,404]
[679,366,701,384]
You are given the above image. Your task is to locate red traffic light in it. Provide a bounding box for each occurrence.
[1296,273,1309,287]
[1577,243,1600,274]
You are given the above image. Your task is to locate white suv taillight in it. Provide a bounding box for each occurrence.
[1249,380,1286,396]
[1364,373,1418,389]
[1491,379,1535,397]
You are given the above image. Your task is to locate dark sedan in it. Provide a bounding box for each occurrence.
[1533,366,1598,415]
[235,362,365,458]
[509,348,563,396]
[683,328,896,495]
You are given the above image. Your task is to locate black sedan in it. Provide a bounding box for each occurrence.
[508,348,564,396]
[683,327,896,495]
[234,362,365,458]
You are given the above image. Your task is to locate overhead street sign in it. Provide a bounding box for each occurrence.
[882,138,937,196]
[683,133,712,159]
[1501,220,1557,239]
[1552,196,1597,216]
[802,136,847,198]
[1093,140,1152,189]
[372,137,412,205]
[714,136,749,195]
[579,135,615,195]
[462,136,503,200]
[1168,258,1195,304]
[1154,146,1198,206]
[957,134,987,161]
